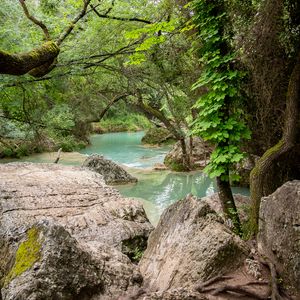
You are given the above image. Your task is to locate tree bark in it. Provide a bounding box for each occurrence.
[249,49,300,233]
[0,41,59,77]
[216,171,242,235]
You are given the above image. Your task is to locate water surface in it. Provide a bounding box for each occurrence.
[80,132,249,224]
[79,132,170,168]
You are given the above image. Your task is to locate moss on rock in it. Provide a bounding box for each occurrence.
[4,227,43,286]
[164,156,189,172]
[141,127,175,145]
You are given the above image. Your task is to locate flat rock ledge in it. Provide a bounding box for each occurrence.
[83,154,138,185]
[0,162,152,300]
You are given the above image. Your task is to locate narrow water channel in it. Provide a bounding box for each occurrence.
[1,132,249,225]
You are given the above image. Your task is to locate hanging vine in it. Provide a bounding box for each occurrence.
[190,0,250,235]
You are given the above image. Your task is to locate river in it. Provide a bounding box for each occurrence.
[1,131,249,225]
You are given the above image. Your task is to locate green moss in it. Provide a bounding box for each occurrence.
[4,227,43,286]
[164,157,189,172]
[141,127,175,145]
[122,236,147,263]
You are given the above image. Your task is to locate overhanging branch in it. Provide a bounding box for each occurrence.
[57,0,92,45]
[90,4,152,24]
[0,41,60,76]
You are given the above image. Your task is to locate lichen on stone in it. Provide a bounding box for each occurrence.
[4,227,43,286]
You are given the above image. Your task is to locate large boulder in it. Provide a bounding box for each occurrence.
[258,180,300,296]
[141,127,175,145]
[139,194,250,291]
[1,221,103,300]
[83,154,138,184]
[0,163,153,299]
[164,137,212,171]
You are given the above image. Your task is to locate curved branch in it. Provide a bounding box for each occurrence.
[250,49,300,232]
[56,0,92,46]
[19,0,51,40]
[98,93,129,121]
[90,4,152,24]
[0,41,60,76]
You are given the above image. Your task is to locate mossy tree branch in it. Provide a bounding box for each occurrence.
[135,90,191,169]
[0,41,60,77]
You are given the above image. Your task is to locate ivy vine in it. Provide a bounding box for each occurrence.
[190,0,250,181]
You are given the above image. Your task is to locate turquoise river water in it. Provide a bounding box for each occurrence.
[2,132,249,225]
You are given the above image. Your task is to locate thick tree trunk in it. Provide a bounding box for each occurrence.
[216,172,242,235]
[249,49,300,233]
[180,137,190,170]
[0,41,59,77]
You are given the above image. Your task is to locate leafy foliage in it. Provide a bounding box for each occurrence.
[190,0,250,181]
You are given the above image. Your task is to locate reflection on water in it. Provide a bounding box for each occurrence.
[117,171,214,224]
[1,132,249,225]
[117,169,249,225]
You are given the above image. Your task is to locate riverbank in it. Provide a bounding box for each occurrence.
[0,132,249,225]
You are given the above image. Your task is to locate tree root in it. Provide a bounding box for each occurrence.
[258,257,292,300]
[194,275,233,291]
[194,275,270,300]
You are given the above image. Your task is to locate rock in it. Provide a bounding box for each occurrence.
[153,163,168,171]
[0,163,153,299]
[234,154,259,187]
[1,221,103,300]
[119,288,208,300]
[258,180,300,296]
[164,137,212,171]
[141,128,175,145]
[139,194,250,291]
[83,154,138,184]
[201,193,251,223]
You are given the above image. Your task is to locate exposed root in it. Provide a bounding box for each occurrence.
[194,275,233,291]
[194,274,271,299]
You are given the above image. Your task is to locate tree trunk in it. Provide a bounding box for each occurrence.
[217,172,242,236]
[180,137,191,170]
[249,49,300,233]
[136,95,191,169]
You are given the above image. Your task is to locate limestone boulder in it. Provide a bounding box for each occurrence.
[83,154,138,184]
[1,221,103,300]
[141,127,175,145]
[164,137,212,171]
[258,180,300,296]
[139,194,249,291]
[0,163,153,299]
